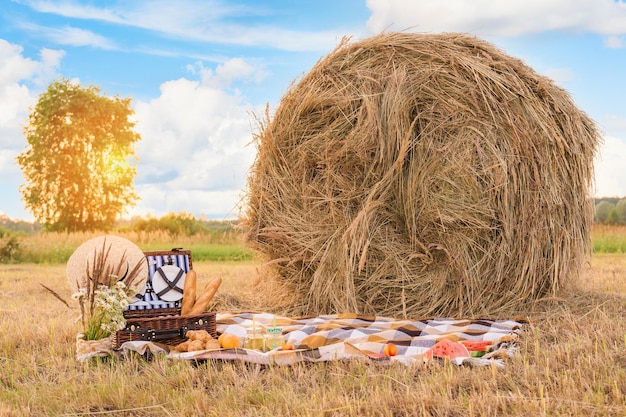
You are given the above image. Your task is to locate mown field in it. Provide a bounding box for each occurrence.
[0,227,625,416]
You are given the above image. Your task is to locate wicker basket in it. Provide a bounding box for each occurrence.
[115,249,216,349]
[116,313,216,348]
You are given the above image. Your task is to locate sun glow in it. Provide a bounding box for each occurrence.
[101,150,127,181]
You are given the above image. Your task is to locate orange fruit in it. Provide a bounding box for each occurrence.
[218,333,241,349]
[383,343,397,357]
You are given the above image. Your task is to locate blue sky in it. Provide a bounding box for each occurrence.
[1,0,625,221]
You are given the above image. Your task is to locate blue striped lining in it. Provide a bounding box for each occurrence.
[127,253,190,311]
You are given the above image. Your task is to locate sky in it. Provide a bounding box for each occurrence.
[1,0,625,222]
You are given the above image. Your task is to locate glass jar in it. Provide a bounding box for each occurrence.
[264,327,285,351]
[243,327,264,351]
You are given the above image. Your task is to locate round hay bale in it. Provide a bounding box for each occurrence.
[243,32,600,318]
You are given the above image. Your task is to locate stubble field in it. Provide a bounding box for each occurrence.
[0,250,625,416]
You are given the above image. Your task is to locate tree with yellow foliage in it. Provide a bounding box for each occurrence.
[17,78,140,231]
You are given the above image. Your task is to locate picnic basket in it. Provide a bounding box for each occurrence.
[116,313,216,347]
[115,248,216,349]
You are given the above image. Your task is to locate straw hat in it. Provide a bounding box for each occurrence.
[66,235,149,294]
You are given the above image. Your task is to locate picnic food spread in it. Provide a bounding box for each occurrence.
[173,330,220,352]
[66,236,527,367]
[120,313,527,367]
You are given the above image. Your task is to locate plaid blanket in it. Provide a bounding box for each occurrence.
[118,313,528,367]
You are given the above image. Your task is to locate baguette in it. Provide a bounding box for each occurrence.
[188,276,222,315]
[180,269,197,316]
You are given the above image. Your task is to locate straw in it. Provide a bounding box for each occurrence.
[242,32,600,319]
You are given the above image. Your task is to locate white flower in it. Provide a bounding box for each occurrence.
[71,288,87,300]
[78,279,132,340]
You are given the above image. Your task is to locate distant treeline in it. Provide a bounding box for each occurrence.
[0,212,243,237]
[2,199,625,237]
[117,212,242,238]
[594,198,626,225]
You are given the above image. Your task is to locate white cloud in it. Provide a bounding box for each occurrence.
[131,58,263,218]
[542,67,575,85]
[46,26,117,49]
[366,0,626,38]
[188,58,269,89]
[21,0,234,24]
[0,39,63,146]
[127,186,245,219]
[0,149,19,179]
[0,83,30,127]
[0,40,38,84]
[19,0,125,22]
[594,135,626,198]
[21,0,342,52]
[602,115,626,134]
[0,39,62,219]
[37,48,66,82]
[604,35,625,48]
[16,20,117,50]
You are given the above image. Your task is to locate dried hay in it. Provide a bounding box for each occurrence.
[242,32,600,318]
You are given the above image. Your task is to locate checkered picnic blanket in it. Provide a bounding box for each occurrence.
[119,313,528,367]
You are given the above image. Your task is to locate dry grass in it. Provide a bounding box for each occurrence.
[243,32,600,319]
[1,255,625,416]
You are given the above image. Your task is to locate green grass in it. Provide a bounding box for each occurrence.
[1,231,255,264]
[593,239,626,253]
[190,243,254,261]
[2,224,626,264]
[145,243,255,262]
[591,225,626,253]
